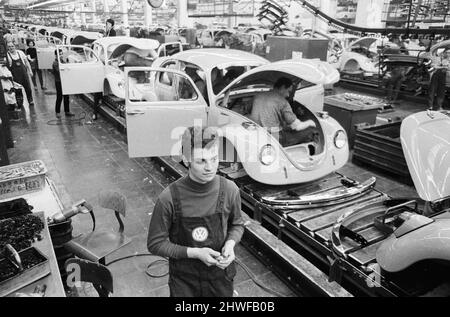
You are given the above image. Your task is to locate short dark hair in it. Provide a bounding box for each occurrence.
[182,126,219,161]
[274,77,293,90]
[106,18,115,27]
[26,39,35,46]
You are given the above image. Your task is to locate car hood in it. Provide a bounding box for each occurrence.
[430,39,450,56]
[349,37,378,50]
[71,35,97,45]
[217,59,340,97]
[110,40,160,59]
[400,111,450,202]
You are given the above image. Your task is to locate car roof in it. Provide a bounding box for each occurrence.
[217,58,339,96]
[94,36,138,46]
[110,39,160,59]
[169,49,269,71]
[70,31,102,40]
[431,39,450,55]
[349,37,379,49]
[249,29,272,35]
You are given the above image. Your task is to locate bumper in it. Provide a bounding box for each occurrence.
[261,176,377,210]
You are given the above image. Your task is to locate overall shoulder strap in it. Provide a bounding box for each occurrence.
[215,176,226,214]
[18,51,25,64]
[169,181,182,220]
[7,52,12,67]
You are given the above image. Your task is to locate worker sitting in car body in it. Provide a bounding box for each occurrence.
[250,77,318,147]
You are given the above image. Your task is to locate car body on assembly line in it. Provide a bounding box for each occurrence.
[334,37,381,77]
[123,49,357,189]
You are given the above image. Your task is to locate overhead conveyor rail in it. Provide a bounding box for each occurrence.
[293,0,450,36]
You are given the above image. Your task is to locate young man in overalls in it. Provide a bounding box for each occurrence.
[147,126,245,297]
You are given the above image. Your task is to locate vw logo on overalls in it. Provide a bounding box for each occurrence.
[192,227,209,242]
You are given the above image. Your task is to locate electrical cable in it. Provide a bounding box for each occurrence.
[235,258,288,297]
[46,111,93,126]
[105,253,169,278]
[105,253,289,297]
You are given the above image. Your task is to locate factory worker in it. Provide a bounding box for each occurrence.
[428,47,450,111]
[105,18,116,37]
[147,126,245,297]
[6,41,34,107]
[251,77,318,147]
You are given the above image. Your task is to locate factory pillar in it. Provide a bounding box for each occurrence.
[313,0,337,33]
[104,0,110,13]
[80,3,86,26]
[91,0,97,24]
[121,0,129,27]
[144,1,152,28]
[178,0,188,27]
[355,0,384,28]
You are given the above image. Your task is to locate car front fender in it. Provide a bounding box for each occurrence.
[218,123,291,181]
[377,217,450,272]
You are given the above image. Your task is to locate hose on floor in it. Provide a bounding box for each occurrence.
[46,111,93,126]
[106,253,169,278]
[106,253,288,297]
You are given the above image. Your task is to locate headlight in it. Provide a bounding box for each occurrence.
[334,130,347,149]
[259,145,276,166]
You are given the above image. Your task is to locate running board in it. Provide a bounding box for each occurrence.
[261,177,377,210]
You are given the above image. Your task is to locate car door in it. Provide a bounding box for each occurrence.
[57,45,104,95]
[202,31,214,47]
[37,47,55,70]
[157,42,183,57]
[125,67,208,158]
[92,43,106,63]
[154,60,181,101]
[36,36,56,70]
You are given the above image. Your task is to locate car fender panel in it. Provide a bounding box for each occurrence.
[400,111,450,202]
[376,218,450,272]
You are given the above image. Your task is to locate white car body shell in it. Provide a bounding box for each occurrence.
[376,111,450,272]
[197,28,235,47]
[105,38,160,99]
[127,49,346,185]
[335,37,380,75]
[247,29,272,43]
[58,35,185,98]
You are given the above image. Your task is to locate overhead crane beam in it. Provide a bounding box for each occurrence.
[294,0,450,35]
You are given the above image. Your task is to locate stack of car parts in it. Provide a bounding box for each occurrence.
[352,120,412,184]
[257,0,289,34]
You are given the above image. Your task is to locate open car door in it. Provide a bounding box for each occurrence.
[57,45,104,95]
[125,67,208,158]
[36,36,61,70]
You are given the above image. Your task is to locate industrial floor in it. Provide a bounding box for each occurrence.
[6,73,296,297]
[6,73,424,297]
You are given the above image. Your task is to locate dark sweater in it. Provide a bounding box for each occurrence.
[26,47,37,59]
[106,28,116,37]
[52,60,61,82]
[147,175,245,259]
